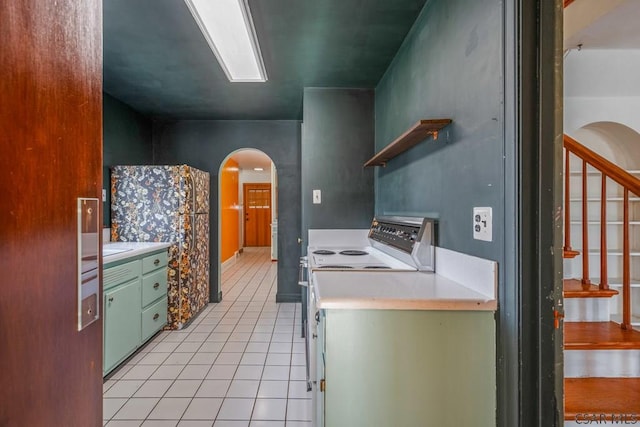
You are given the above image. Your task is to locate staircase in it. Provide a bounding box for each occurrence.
[563,135,640,425]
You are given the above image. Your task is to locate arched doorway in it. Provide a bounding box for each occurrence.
[218,148,278,276]
[572,121,640,169]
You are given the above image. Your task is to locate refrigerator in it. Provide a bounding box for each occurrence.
[110,165,210,330]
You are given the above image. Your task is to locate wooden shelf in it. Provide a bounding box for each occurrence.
[364,119,452,167]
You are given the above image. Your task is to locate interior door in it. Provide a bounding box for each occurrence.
[0,1,104,425]
[244,183,272,247]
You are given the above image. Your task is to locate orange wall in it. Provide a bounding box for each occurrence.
[221,158,240,262]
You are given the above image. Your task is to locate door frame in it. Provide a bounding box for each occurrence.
[243,182,272,247]
[500,0,563,426]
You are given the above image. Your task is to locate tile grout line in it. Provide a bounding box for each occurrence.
[104,248,309,425]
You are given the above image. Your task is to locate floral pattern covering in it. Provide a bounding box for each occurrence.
[111,165,210,329]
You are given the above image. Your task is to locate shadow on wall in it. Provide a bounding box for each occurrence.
[573,121,640,169]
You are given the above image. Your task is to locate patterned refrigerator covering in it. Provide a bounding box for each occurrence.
[111,165,210,330]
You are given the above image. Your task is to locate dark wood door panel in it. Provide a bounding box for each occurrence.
[0,1,103,426]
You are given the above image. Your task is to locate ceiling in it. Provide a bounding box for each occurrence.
[230,149,273,171]
[103,0,428,120]
[564,0,640,50]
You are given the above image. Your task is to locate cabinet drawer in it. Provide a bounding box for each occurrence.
[104,260,140,291]
[142,268,167,307]
[142,251,167,274]
[141,297,168,342]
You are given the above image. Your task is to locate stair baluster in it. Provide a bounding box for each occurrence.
[600,174,608,290]
[581,160,591,286]
[564,152,573,254]
[623,189,631,330]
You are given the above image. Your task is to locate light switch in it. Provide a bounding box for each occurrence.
[313,189,321,204]
[102,189,106,202]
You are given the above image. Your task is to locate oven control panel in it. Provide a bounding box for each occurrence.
[368,218,423,253]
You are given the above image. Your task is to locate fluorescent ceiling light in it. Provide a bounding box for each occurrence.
[253,167,264,171]
[184,0,267,82]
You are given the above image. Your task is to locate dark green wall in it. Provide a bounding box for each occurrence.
[301,88,375,244]
[374,0,516,424]
[103,93,153,226]
[375,0,502,262]
[152,120,301,304]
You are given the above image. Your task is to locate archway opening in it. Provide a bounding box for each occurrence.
[218,148,278,298]
[572,121,640,169]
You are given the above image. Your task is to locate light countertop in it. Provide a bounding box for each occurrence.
[312,247,498,311]
[103,242,173,265]
[313,271,496,311]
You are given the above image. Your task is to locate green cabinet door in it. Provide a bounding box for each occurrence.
[323,309,496,427]
[104,278,141,374]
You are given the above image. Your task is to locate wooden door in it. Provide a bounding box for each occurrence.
[244,183,272,247]
[0,1,104,425]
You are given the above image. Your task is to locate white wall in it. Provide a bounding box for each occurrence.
[564,49,640,135]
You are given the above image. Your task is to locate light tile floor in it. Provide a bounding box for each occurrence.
[103,248,312,427]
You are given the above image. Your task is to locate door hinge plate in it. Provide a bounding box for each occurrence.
[554,309,565,329]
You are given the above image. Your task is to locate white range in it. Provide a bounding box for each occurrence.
[298,216,436,398]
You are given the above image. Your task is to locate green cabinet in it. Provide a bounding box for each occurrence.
[317,309,496,427]
[103,248,168,376]
[104,278,141,372]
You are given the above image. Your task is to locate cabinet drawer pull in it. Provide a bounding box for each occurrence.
[153,282,160,289]
[153,313,160,321]
[153,259,160,266]
[108,297,114,302]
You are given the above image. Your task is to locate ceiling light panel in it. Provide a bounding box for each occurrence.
[184,0,267,82]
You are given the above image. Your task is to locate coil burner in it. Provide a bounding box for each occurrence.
[339,250,368,256]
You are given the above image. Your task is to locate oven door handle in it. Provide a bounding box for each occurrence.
[304,317,312,392]
[298,256,308,287]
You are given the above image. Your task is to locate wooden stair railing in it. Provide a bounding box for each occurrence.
[564,134,640,330]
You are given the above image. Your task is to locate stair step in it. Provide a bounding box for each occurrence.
[564,378,640,420]
[565,322,640,350]
[563,279,619,298]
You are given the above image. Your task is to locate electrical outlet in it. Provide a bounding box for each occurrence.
[473,207,492,242]
[313,189,321,204]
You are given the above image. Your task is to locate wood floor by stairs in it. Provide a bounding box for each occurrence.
[565,321,640,350]
[564,321,640,421]
[565,378,640,420]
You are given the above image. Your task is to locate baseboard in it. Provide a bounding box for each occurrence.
[221,252,239,273]
[210,290,222,303]
[276,292,302,303]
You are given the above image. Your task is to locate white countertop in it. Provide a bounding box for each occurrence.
[313,271,496,311]
[312,247,498,311]
[103,242,173,265]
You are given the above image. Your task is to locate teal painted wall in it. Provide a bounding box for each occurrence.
[152,120,301,304]
[103,94,153,227]
[301,88,375,244]
[374,0,502,263]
